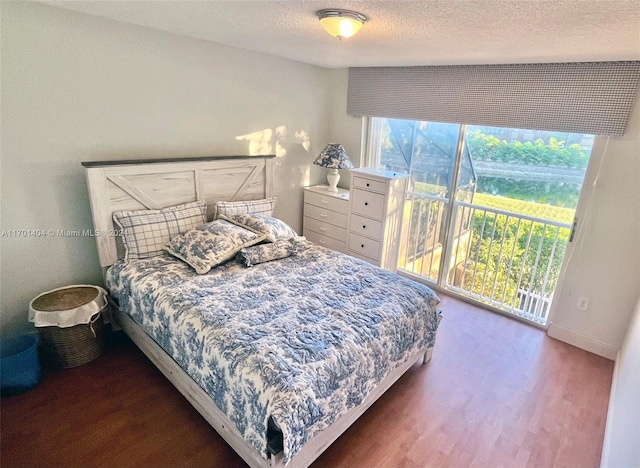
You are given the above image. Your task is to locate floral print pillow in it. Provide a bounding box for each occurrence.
[220,214,298,243]
[164,219,265,274]
[237,236,312,267]
[236,239,295,267]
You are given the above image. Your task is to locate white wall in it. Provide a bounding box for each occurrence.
[601,294,640,468]
[327,69,365,189]
[548,97,640,359]
[0,2,330,337]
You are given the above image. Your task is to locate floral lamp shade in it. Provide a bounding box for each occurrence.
[313,144,354,192]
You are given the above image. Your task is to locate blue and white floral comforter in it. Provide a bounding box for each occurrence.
[106,245,441,463]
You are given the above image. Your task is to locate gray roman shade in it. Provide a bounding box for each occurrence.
[347,62,640,135]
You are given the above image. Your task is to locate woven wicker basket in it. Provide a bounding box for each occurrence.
[31,286,107,368]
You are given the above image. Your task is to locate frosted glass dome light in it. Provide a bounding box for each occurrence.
[317,9,367,40]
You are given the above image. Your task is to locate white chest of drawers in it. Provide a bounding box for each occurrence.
[347,168,409,272]
[303,185,350,253]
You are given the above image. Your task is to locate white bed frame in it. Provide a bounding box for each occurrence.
[83,156,433,468]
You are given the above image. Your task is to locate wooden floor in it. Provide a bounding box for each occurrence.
[1,295,613,468]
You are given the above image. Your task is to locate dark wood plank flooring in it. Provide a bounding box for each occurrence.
[1,295,614,467]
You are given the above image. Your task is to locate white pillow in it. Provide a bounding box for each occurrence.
[113,201,207,261]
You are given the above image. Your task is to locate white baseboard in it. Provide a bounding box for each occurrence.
[547,324,619,360]
[600,349,622,468]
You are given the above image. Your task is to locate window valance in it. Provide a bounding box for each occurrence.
[347,62,640,135]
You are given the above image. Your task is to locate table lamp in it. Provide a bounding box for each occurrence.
[313,144,354,192]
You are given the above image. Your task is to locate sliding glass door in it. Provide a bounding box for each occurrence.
[368,118,594,326]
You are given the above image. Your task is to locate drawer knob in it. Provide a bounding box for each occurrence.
[362,225,366,229]
[366,183,370,187]
[364,202,368,206]
[361,244,364,248]
[320,227,327,231]
[321,200,328,204]
[320,214,327,218]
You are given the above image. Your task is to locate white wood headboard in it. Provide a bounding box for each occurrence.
[83,156,275,267]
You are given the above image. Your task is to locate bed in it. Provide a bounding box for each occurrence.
[83,155,442,468]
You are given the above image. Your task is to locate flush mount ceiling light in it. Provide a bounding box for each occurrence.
[316,9,367,40]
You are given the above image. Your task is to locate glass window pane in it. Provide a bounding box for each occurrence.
[454,124,594,324]
[464,125,594,212]
[368,117,596,327]
[377,118,461,196]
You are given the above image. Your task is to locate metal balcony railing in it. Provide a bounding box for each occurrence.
[398,193,571,325]
[398,192,449,283]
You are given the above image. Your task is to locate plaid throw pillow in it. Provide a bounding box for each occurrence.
[113,201,207,261]
[214,197,276,219]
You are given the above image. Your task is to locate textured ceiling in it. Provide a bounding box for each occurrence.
[43,0,640,68]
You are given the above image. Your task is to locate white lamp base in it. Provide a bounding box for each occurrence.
[327,169,340,192]
[326,169,340,192]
